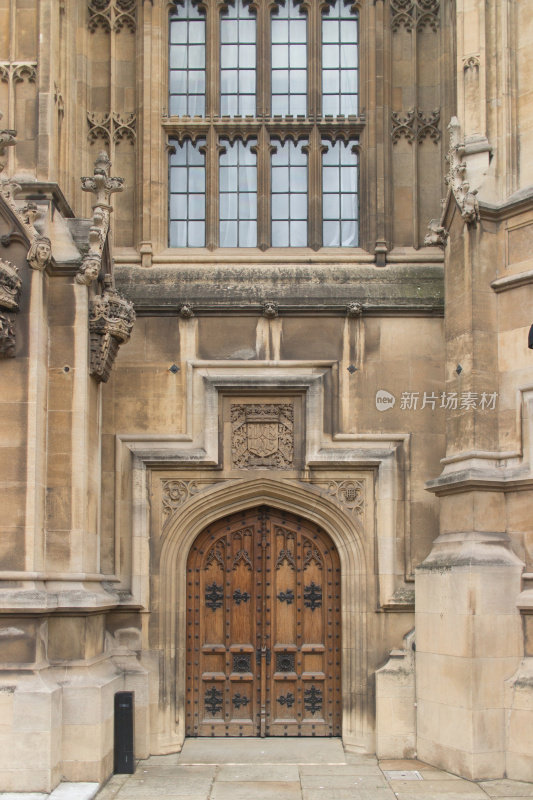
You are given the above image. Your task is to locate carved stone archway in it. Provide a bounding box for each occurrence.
[156,477,371,752]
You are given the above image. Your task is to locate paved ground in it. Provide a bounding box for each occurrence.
[96,740,533,800]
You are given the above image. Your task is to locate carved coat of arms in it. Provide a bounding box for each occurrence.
[231,403,294,468]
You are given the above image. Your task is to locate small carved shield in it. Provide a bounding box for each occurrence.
[246,420,279,457]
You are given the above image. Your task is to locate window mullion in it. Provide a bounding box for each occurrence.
[306,0,320,118]
[307,127,323,251]
[256,1,270,117]
[205,126,219,249]
[256,126,272,250]
[206,0,220,115]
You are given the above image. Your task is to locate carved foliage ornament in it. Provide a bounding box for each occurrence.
[0,258,21,358]
[391,108,440,145]
[445,116,480,224]
[327,479,364,515]
[390,0,440,32]
[231,403,294,469]
[89,287,135,382]
[88,0,136,33]
[162,479,199,523]
[87,111,137,145]
[424,116,479,245]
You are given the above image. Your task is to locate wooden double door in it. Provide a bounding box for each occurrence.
[186,506,341,737]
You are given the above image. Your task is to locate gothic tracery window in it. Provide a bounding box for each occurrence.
[167,0,361,250]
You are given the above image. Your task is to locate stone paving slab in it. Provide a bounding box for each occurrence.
[89,739,533,800]
[479,782,533,798]
[216,764,300,781]
[388,779,488,795]
[179,737,346,764]
[210,781,301,800]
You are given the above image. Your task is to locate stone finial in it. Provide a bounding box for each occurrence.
[445,117,479,225]
[346,302,363,318]
[89,287,135,382]
[262,300,278,319]
[78,151,124,286]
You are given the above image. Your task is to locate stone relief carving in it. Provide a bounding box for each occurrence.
[87,111,137,145]
[0,62,37,85]
[231,403,294,469]
[445,117,480,224]
[89,285,135,382]
[78,151,124,286]
[88,0,137,33]
[391,108,440,145]
[424,217,448,248]
[162,479,199,523]
[322,479,365,516]
[390,0,440,32]
[462,55,480,71]
[0,258,21,358]
[424,116,479,246]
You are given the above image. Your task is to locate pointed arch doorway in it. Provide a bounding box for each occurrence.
[186,505,342,737]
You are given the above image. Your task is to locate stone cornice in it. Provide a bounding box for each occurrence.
[115,263,444,315]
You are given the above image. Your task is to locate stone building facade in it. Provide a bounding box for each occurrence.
[0,0,532,791]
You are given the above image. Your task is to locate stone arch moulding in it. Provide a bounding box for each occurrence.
[157,477,370,752]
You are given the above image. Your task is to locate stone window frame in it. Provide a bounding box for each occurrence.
[164,0,365,252]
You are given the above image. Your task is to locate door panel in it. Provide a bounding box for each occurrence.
[186,506,341,737]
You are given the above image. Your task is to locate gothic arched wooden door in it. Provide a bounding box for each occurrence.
[186,506,341,737]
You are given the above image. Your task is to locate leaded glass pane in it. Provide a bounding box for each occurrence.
[169,139,206,247]
[271,1,307,117]
[220,1,257,116]
[321,0,358,116]
[321,139,358,247]
[271,139,308,246]
[169,0,206,117]
[219,140,257,247]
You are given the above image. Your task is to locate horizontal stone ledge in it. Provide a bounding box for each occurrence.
[115,263,444,313]
[425,469,533,495]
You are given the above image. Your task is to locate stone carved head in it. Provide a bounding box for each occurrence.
[27,236,52,271]
[76,253,102,286]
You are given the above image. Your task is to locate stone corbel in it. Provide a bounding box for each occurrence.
[445,116,480,225]
[424,117,480,247]
[89,286,135,382]
[0,257,21,358]
[78,151,124,286]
